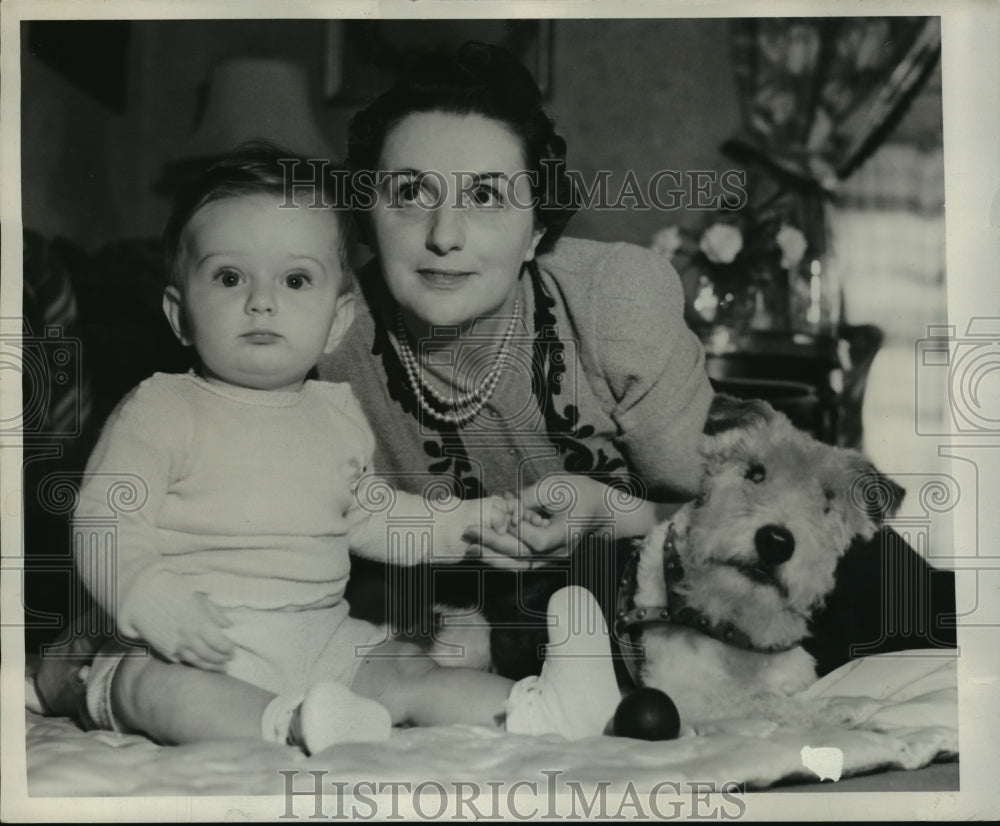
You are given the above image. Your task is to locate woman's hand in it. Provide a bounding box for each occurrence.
[511,475,612,556]
[450,495,537,570]
[450,480,671,567]
[512,475,662,558]
[460,478,616,562]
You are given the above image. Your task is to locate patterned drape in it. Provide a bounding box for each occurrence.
[722,16,941,255]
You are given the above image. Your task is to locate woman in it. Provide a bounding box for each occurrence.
[320,42,714,671]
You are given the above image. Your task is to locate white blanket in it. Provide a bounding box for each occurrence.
[25,651,957,797]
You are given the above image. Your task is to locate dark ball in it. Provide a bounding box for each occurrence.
[612,687,681,741]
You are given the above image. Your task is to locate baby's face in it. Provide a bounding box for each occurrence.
[167,194,350,391]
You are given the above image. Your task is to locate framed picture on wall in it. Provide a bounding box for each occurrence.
[324,19,553,102]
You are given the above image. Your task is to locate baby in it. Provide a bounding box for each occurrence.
[71,145,622,754]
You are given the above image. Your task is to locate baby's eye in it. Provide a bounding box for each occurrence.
[283,271,312,290]
[214,267,243,287]
[744,463,766,484]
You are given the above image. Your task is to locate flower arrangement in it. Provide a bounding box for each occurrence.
[650,212,825,334]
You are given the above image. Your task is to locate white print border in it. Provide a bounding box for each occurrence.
[2,1,998,823]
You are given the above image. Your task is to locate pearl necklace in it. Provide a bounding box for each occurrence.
[395,300,520,425]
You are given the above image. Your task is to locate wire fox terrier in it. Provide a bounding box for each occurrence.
[615,395,905,730]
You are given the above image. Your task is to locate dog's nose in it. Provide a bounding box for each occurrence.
[755,525,795,566]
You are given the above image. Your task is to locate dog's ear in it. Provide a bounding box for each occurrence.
[703,394,776,436]
[850,459,906,522]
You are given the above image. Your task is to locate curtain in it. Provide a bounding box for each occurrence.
[722,16,941,256]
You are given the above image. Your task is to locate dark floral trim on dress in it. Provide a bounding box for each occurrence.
[525,261,643,496]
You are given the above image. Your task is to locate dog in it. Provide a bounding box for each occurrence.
[616,394,905,728]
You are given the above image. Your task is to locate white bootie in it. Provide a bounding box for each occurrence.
[262,682,392,754]
[504,586,621,739]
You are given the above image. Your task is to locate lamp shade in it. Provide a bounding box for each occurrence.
[159,59,334,188]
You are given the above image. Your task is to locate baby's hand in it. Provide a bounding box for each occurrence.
[487,493,552,537]
[454,495,510,539]
[132,591,235,672]
[452,495,534,570]
[489,493,515,534]
[504,490,552,533]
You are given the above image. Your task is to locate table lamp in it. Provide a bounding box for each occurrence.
[158,58,335,189]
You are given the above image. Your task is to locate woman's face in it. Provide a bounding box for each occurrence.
[371,111,544,330]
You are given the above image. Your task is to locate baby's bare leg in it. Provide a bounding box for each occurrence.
[351,640,514,728]
[112,654,391,752]
[112,655,272,744]
[353,587,623,739]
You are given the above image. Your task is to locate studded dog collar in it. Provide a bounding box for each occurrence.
[614,523,799,687]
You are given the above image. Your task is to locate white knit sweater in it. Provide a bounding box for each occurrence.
[73,372,414,639]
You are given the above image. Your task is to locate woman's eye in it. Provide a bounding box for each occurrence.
[215,268,243,287]
[744,463,766,484]
[397,181,420,203]
[284,272,311,290]
[396,177,435,207]
[469,184,503,207]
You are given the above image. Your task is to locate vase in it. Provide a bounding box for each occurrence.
[789,256,840,336]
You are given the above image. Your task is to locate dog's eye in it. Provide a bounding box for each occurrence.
[745,463,766,484]
[823,488,835,514]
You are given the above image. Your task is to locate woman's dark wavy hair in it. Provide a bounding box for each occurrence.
[346,41,579,253]
[162,141,354,290]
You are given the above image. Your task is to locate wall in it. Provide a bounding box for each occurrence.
[549,18,740,245]
[20,18,740,250]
